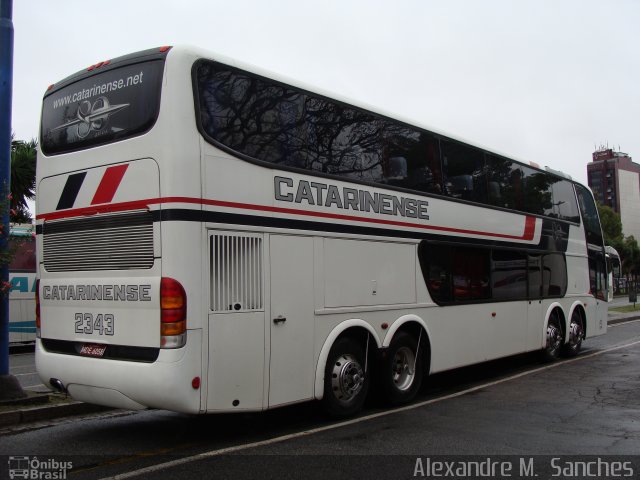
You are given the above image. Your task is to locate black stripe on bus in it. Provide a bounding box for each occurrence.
[37,208,568,252]
[56,172,87,210]
[153,208,566,252]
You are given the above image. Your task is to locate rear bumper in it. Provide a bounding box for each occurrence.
[36,329,203,414]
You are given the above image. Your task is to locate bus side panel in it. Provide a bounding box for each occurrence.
[323,238,416,308]
[207,312,265,411]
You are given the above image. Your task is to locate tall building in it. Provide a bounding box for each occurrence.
[587,147,640,240]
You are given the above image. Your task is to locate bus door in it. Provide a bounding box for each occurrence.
[207,232,266,411]
[268,234,315,407]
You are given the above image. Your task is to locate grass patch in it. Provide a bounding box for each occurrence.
[610,304,640,313]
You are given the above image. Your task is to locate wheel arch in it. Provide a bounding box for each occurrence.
[383,314,432,373]
[314,319,381,400]
[542,302,567,347]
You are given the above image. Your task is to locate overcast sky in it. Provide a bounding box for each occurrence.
[10,0,640,185]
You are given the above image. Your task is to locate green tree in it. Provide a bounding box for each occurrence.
[621,235,640,279]
[10,135,37,223]
[597,203,623,246]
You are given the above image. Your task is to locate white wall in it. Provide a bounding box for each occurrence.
[618,169,640,240]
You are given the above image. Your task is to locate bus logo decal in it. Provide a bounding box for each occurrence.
[51,96,129,139]
[56,165,129,210]
[91,164,129,205]
[56,172,87,210]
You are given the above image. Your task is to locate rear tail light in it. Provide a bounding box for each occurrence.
[35,279,41,338]
[160,277,186,349]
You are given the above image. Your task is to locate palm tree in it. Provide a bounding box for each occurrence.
[10,135,37,223]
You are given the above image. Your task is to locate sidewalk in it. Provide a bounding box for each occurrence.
[1,310,639,432]
[607,309,640,325]
[0,391,112,431]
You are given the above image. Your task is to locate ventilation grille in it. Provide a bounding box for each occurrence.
[43,210,154,272]
[211,233,263,312]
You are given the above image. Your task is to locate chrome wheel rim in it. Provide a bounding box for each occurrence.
[392,346,416,391]
[331,353,364,403]
[567,316,584,350]
[546,322,562,355]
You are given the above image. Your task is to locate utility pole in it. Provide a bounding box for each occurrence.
[0,0,26,400]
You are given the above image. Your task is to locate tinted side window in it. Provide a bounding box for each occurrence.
[527,254,542,298]
[550,180,580,222]
[452,247,490,301]
[419,242,567,303]
[486,155,524,210]
[420,244,452,303]
[575,184,604,247]
[588,250,607,300]
[542,253,567,297]
[419,242,491,304]
[492,250,527,300]
[521,166,553,216]
[196,61,445,193]
[441,140,486,202]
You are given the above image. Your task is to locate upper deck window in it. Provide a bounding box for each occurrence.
[41,60,164,155]
[194,59,580,223]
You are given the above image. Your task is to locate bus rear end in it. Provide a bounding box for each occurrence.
[35,47,204,413]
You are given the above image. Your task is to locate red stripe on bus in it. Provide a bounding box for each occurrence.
[36,196,538,241]
[90,165,129,205]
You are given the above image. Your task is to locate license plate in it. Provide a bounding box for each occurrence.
[79,343,107,357]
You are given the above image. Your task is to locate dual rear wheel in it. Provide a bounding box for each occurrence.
[543,309,584,361]
[322,330,424,417]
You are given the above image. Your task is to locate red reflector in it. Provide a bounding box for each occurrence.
[47,84,54,91]
[192,377,201,390]
[159,46,172,53]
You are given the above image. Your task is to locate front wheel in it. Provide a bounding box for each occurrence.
[380,331,423,405]
[322,337,370,418]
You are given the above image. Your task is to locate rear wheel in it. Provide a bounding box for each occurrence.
[542,310,563,361]
[322,337,370,418]
[562,310,584,357]
[381,331,423,405]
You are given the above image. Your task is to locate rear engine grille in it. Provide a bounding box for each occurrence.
[211,233,263,312]
[43,210,154,272]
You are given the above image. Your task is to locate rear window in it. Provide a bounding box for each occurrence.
[41,60,164,155]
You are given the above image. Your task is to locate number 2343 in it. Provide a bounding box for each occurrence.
[75,313,114,335]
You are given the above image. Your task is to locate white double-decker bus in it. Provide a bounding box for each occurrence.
[35,46,608,417]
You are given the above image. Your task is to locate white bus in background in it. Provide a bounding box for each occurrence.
[9,224,37,344]
[605,245,621,300]
[35,46,608,417]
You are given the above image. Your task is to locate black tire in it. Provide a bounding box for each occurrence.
[381,331,423,406]
[561,310,584,357]
[322,337,370,418]
[541,310,563,362]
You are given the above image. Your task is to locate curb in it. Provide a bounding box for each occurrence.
[607,314,640,325]
[0,401,112,429]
